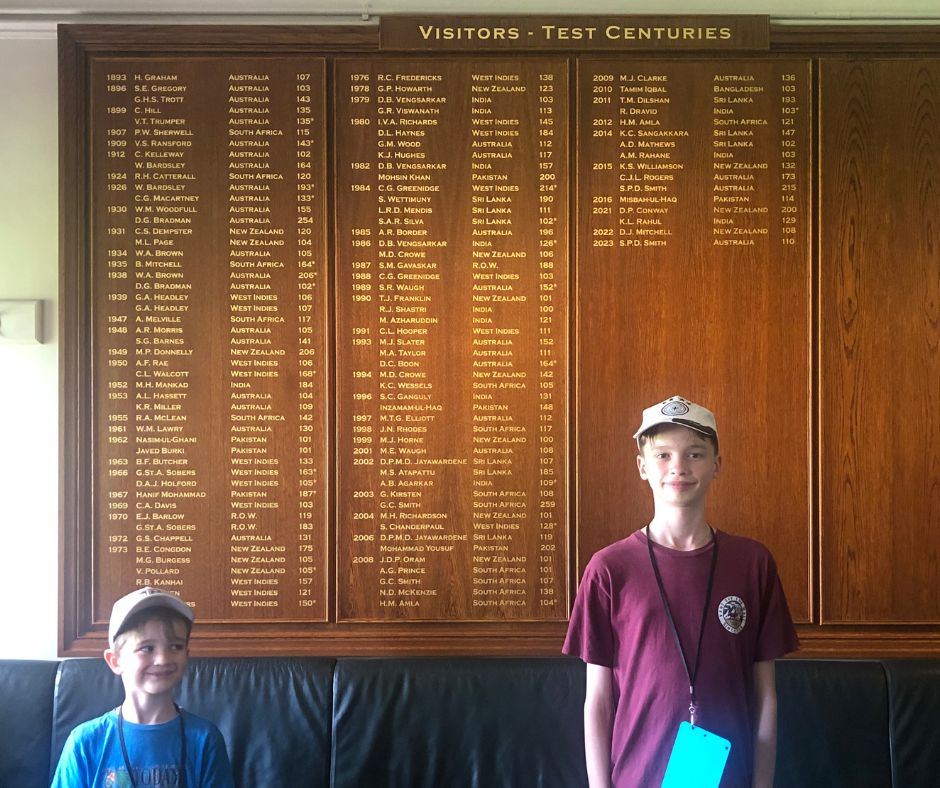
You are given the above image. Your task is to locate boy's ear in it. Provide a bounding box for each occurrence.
[636,453,648,480]
[104,647,123,675]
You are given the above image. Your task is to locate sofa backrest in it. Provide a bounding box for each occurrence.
[0,659,59,788]
[4,655,937,788]
[775,659,892,788]
[51,656,335,788]
[883,660,940,788]
[330,656,588,788]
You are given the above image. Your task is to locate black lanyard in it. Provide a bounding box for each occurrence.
[117,703,187,788]
[646,526,719,726]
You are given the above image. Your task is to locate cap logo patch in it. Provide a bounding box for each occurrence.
[661,400,690,417]
[718,595,747,634]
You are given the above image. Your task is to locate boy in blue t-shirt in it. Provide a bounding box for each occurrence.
[51,587,234,788]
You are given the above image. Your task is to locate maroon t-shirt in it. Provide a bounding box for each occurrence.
[563,529,799,788]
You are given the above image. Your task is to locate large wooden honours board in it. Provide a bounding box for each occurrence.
[576,58,812,624]
[88,58,330,624]
[333,59,569,621]
[61,21,940,656]
[62,27,577,653]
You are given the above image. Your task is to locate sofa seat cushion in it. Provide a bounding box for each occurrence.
[883,659,940,788]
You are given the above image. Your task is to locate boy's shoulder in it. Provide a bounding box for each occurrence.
[586,529,776,568]
[58,708,119,766]
[180,708,226,736]
[584,531,646,573]
[64,707,224,753]
[716,529,777,560]
[67,708,119,740]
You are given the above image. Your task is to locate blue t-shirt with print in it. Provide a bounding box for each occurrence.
[51,708,234,788]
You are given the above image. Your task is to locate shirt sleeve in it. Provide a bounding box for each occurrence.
[754,550,800,661]
[50,728,91,788]
[198,723,236,788]
[562,554,616,667]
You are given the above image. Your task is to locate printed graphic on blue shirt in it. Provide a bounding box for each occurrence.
[106,764,181,787]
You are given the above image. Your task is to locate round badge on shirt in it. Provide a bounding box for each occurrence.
[718,595,747,634]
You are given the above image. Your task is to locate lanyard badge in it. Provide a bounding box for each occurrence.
[646,527,731,788]
[661,721,731,788]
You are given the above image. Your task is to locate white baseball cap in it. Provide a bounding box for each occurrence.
[633,395,719,450]
[108,587,194,647]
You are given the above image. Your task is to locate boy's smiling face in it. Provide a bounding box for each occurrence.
[106,616,190,702]
[636,424,721,510]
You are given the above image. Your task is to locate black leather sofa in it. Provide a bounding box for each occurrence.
[1,656,938,787]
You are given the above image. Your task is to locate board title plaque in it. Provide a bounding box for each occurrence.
[380,16,770,51]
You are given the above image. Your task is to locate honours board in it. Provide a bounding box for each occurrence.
[61,25,819,655]
[333,59,570,621]
[90,58,330,624]
[575,58,812,617]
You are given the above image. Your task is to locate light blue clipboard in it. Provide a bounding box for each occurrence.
[661,721,731,788]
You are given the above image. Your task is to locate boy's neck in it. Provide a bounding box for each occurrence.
[121,694,179,725]
[646,512,713,551]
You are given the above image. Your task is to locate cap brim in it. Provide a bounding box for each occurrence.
[634,419,719,447]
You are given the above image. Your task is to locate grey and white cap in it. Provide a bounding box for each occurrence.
[633,395,719,450]
[108,586,194,647]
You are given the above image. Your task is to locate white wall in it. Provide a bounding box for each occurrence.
[0,36,59,659]
[1,0,940,21]
[0,2,937,659]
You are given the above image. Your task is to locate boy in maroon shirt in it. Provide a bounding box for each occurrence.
[563,395,798,788]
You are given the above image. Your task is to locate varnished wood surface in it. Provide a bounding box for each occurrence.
[575,58,812,623]
[819,58,940,625]
[57,23,940,657]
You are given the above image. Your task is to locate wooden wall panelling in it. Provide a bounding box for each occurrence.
[58,23,940,656]
[819,58,940,626]
[574,57,813,623]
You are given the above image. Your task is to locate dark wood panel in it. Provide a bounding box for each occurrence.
[575,58,812,623]
[771,25,940,53]
[820,58,940,624]
[88,57,330,624]
[61,24,378,52]
[57,23,940,657]
[333,58,570,622]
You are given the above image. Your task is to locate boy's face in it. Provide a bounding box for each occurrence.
[636,425,721,510]
[105,616,190,701]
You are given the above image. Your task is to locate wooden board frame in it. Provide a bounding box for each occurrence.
[60,21,940,657]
